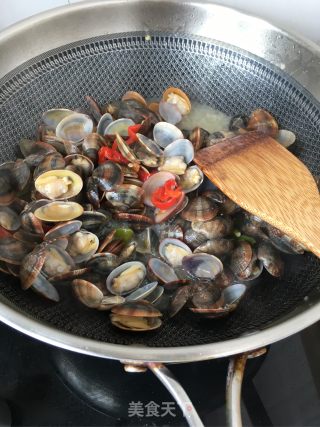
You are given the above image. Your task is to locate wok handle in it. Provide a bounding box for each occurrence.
[226,348,267,427]
[147,362,204,427]
[226,354,248,427]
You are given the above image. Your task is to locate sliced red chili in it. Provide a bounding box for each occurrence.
[98,146,129,165]
[151,179,183,210]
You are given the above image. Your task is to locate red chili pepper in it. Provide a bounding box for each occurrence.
[98,146,129,165]
[151,179,182,210]
[138,166,151,182]
[127,123,142,145]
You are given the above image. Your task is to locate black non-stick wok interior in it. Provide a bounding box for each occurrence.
[0,33,319,347]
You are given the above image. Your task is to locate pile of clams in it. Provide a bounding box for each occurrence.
[0,87,306,332]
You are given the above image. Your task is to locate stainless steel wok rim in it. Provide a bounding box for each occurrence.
[0,0,320,363]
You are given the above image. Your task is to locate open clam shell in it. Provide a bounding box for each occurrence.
[106,261,146,296]
[42,109,73,130]
[56,113,93,143]
[142,171,176,207]
[163,139,194,164]
[125,282,158,302]
[104,118,135,137]
[179,166,204,193]
[97,113,114,136]
[153,122,184,148]
[182,253,223,279]
[148,257,179,283]
[67,230,99,263]
[35,169,83,200]
[34,201,84,222]
[158,238,192,267]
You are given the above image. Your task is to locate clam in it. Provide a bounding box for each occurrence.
[229,114,248,132]
[0,206,21,231]
[148,257,179,284]
[42,108,73,130]
[162,87,191,115]
[78,210,108,231]
[56,113,94,143]
[105,184,143,211]
[184,228,207,249]
[0,237,34,265]
[85,95,102,122]
[19,139,56,160]
[110,301,162,331]
[230,241,253,276]
[194,238,235,257]
[65,154,94,177]
[67,231,99,263]
[44,220,82,241]
[144,285,164,304]
[122,91,148,107]
[92,161,124,191]
[180,196,218,222]
[110,314,162,331]
[182,253,223,279]
[32,273,60,302]
[159,100,182,125]
[126,282,158,302]
[42,244,75,278]
[97,113,114,136]
[106,261,146,295]
[179,166,204,193]
[169,285,193,317]
[72,279,103,309]
[189,127,209,151]
[154,193,187,224]
[86,253,120,273]
[34,201,84,222]
[35,169,83,200]
[153,122,184,148]
[159,238,192,267]
[191,217,233,239]
[115,134,139,164]
[158,223,184,241]
[136,133,164,157]
[82,133,104,163]
[0,167,17,206]
[34,153,65,179]
[119,241,137,262]
[12,159,31,192]
[158,156,187,175]
[163,139,194,164]
[247,108,278,137]
[104,118,135,137]
[142,171,176,207]
[257,241,284,277]
[20,246,47,289]
[190,283,246,319]
[86,176,100,209]
[276,129,296,148]
[135,228,158,255]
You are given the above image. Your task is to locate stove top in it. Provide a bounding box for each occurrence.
[0,321,319,426]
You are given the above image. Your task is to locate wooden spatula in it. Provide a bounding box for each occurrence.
[194,131,320,258]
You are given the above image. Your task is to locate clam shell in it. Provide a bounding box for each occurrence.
[125,282,158,302]
[142,171,176,207]
[34,201,84,222]
[159,238,192,267]
[106,261,146,296]
[105,118,135,136]
[56,113,93,143]
[182,253,223,279]
[35,169,83,200]
[153,122,184,148]
[42,109,73,130]
[163,139,194,164]
[148,257,178,283]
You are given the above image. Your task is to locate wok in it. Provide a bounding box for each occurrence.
[0,1,319,425]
